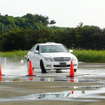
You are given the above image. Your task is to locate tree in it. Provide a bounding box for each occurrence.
[49,20,56,26]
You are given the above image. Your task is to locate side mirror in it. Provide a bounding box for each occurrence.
[34,50,39,54]
[69,50,73,53]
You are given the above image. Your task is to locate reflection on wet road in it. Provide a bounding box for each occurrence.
[0,88,105,102]
[0,60,105,102]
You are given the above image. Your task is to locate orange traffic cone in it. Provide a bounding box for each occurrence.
[0,76,2,81]
[29,77,34,81]
[0,64,5,76]
[67,61,74,77]
[26,61,36,76]
[71,91,74,94]
[70,77,74,82]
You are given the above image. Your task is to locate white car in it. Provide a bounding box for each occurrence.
[27,42,78,73]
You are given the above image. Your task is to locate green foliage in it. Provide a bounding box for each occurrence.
[73,50,105,62]
[0,25,105,51]
[0,50,28,61]
[0,29,35,51]
[0,13,105,51]
[0,13,55,32]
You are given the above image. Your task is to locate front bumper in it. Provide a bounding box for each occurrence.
[44,61,78,70]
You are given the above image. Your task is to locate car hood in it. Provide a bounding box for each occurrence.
[41,52,76,58]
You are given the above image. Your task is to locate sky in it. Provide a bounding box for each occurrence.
[0,0,105,28]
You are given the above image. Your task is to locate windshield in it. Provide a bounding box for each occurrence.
[41,45,68,53]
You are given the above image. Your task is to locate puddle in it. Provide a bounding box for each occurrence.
[24,77,104,84]
[49,85,105,90]
[0,88,105,102]
[1,76,104,84]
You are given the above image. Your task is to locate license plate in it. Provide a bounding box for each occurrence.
[60,63,66,67]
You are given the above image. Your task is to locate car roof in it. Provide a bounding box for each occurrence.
[37,42,62,46]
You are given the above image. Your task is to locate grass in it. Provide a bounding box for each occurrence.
[73,49,105,63]
[0,50,105,63]
[0,50,28,62]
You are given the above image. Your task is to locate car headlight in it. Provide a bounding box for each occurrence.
[45,57,53,61]
[72,57,76,61]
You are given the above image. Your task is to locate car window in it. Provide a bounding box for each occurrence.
[41,45,68,53]
[31,45,38,52]
[36,45,39,51]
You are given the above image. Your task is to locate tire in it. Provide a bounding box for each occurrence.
[56,69,61,70]
[74,69,77,72]
[40,60,47,73]
[56,69,62,73]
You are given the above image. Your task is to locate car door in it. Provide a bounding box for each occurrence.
[30,45,41,69]
[28,45,37,67]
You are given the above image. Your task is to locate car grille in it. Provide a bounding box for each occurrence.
[54,57,71,61]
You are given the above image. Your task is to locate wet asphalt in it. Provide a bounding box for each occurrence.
[0,61,105,104]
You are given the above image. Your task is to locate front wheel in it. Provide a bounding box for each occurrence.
[40,60,47,73]
[74,69,77,72]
